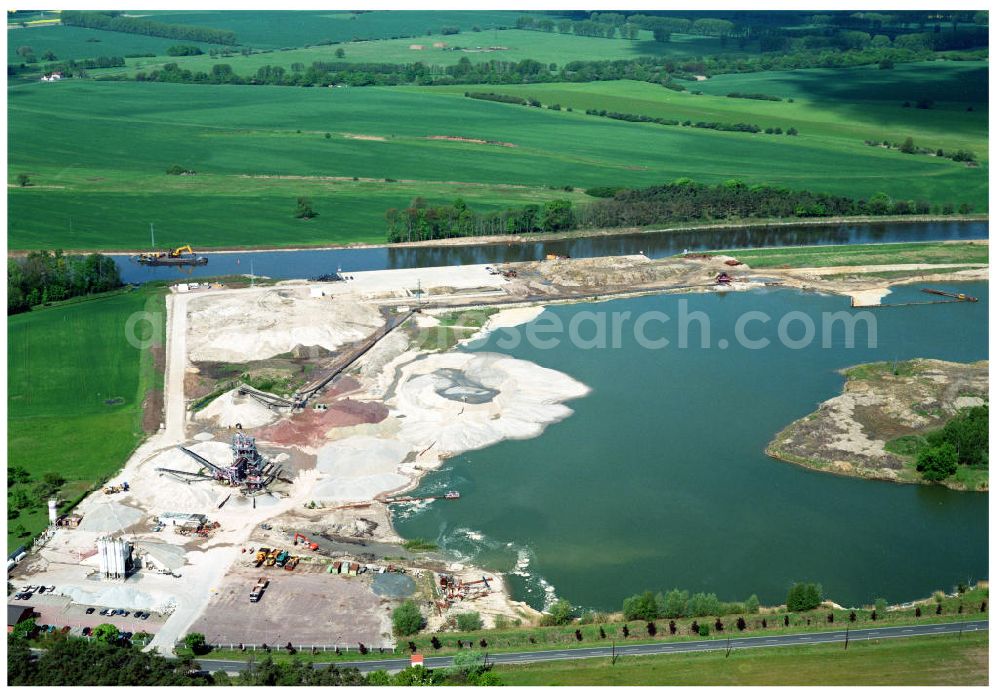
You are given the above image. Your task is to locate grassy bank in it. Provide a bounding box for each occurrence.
[711,240,988,268]
[179,587,988,664]
[496,632,988,686]
[7,286,166,551]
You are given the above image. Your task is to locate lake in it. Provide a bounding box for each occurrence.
[393,281,989,610]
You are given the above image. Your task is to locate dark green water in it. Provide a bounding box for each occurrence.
[394,281,988,610]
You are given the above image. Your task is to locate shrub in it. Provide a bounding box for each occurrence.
[455,612,482,632]
[392,601,425,636]
[183,632,209,655]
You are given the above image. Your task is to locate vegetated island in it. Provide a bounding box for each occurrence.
[766,359,987,491]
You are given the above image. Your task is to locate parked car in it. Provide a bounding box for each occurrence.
[37,586,46,594]
[61,626,71,634]
[99,609,110,616]
[121,610,130,617]
[85,607,96,615]
[139,612,149,620]
[82,627,92,636]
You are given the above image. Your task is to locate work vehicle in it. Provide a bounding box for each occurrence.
[135,244,208,267]
[293,532,319,551]
[85,607,95,615]
[284,556,299,570]
[275,550,290,567]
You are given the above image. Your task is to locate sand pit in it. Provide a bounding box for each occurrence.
[195,388,282,429]
[256,398,388,447]
[187,287,384,362]
[78,501,146,533]
[314,436,411,502]
[391,352,590,454]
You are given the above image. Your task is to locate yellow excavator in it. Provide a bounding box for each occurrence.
[135,244,207,267]
[169,245,194,258]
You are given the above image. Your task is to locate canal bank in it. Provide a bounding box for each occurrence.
[109,220,988,285]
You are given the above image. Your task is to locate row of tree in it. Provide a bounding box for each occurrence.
[112,41,981,89]
[383,180,974,243]
[623,589,761,621]
[582,107,798,136]
[60,10,237,45]
[8,251,122,315]
[8,634,500,686]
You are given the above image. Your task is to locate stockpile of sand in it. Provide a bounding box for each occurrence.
[195,389,281,429]
[138,541,187,572]
[135,441,234,512]
[391,352,589,454]
[77,501,146,533]
[255,399,388,447]
[313,436,411,502]
[187,287,384,362]
[62,584,176,613]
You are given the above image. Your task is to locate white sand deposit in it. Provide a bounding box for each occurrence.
[194,388,281,429]
[391,352,590,454]
[186,287,383,362]
[138,541,187,572]
[77,501,146,533]
[313,436,411,503]
[62,584,176,613]
[135,441,235,513]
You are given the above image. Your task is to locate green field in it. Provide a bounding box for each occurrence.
[710,241,989,268]
[7,288,165,551]
[496,633,988,686]
[8,72,987,250]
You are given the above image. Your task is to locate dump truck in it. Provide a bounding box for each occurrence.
[254,548,270,567]
[250,577,267,603]
[284,556,299,571]
[265,549,278,567]
[275,550,290,567]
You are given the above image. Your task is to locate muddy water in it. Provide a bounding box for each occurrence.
[394,281,989,611]
[114,220,987,284]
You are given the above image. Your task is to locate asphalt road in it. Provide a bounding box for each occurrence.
[195,619,987,673]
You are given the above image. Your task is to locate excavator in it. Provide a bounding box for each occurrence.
[135,244,208,267]
[293,532,320,551]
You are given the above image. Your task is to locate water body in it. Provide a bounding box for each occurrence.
[394,281,989,610]
[114,220,987,284]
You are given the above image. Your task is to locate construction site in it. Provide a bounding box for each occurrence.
[7,248,988,655]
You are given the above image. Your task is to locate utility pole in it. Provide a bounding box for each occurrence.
[726,634,732,658]
[150,223,155,249]
[844,627,849,650]
[611,640,617,666]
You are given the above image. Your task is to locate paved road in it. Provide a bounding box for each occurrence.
[195,619,987,673]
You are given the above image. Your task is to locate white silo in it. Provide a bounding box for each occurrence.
[48,499,58,525]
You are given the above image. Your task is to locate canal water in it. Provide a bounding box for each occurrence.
[393,281,989,611]
[114,220,987,284]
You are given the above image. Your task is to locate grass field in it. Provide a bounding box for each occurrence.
[8,75,986,251]
[496,632,988,686]
[709,241,988,268]
[7,287,165,551]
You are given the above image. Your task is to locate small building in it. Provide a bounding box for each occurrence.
[8,605,34,632]
[55,514,83,528]
[40,72,63,82]
[159,512,207,528]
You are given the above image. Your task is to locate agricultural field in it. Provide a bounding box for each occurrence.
[428,61,988,159]
[8,74,986,251]
[6,288,165,551]
[496,633,988,686]
[7,25,218,64]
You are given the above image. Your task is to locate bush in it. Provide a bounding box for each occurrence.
[543,599,575,626]
[455,612,482,632]
[392,601,425,636]
[786,582,822,611]
[916,443,959,481]
[184,632,209,655]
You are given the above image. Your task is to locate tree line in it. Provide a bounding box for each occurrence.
[8,251,122,315]
[581,107,799,136]
[111,40,982,90]
[61,10,237,45]
[8,633,501,686]
[384,179,973,243]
